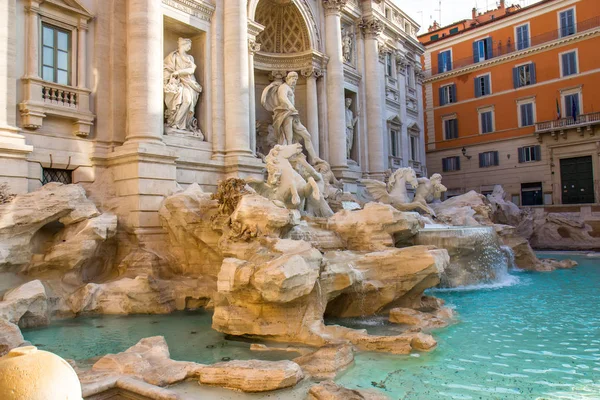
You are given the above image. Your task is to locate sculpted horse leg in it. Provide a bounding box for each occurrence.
[306,177,321,200]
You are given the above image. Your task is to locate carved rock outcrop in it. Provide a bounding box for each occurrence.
[432,191,493,226]
[293,343,354,379]
[198,359,304,392]
[0,280,49,328]
[0,183,116,280]
[0,319,25,356]
[389,307,449,329]
[308,380,389,400]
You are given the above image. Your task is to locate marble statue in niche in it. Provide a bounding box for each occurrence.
[163,37,204,139]
[261,72,321,164]
[342,29,354,64]
[345,98,358,160]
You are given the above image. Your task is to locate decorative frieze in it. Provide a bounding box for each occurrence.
[161,0,215,22]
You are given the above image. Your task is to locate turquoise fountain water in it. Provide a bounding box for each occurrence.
[23,253,600,399]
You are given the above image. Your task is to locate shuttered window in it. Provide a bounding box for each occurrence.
[516,24,530,50]
[561,51,578,77]
[518,145,542,163]
[473,37,493,63]
[565,94,580,118]
[513,63,536,88]
[479,151,499,168]
[442,156,460,172]
[438,50,452,73]
[480,111,494,134]
[520,103,535,127]
[443,118,458,140]
[559,9,576,38]
[439,84,457,106]
[474,75,491,97]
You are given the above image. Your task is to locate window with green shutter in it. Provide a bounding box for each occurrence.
[518,145,541,163]
[41,24,71,85]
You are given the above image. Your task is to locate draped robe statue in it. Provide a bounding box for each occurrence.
[163,38,203,138]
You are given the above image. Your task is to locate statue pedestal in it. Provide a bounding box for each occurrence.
[332,160,362,194]
[164,126,204,141]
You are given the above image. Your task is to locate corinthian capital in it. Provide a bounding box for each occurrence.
[359,17,384,38]
[301,67,322,79]
[323,0,347,15]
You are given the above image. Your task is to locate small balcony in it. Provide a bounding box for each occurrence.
[389,156,403,170]
[535,112,600,139]
[426,16,600,77]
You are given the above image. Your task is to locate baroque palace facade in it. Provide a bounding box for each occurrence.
[420,0,600,206]
[0,0,425,241]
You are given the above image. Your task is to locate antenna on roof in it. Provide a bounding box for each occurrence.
[434,0,442,26]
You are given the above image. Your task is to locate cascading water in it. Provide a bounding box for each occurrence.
[415,226,513,288]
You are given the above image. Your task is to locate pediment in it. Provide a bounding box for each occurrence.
[407,122,420,132]
[42,0,93,19]
[387,115,402,126]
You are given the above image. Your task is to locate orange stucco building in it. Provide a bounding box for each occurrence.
[419,0,600,206]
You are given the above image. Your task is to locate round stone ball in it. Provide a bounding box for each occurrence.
[0,346,82,400]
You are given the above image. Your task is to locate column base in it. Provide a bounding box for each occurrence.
[0,126,33,194]
[224,151,265,179]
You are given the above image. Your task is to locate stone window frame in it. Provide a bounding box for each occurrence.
[560,85,583,118]
[477,105,495,134]
[442,113,458,141]
[18,0,95,137]
[387,116,403,167]
[516,96,537,128]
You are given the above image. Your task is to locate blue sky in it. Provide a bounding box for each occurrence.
[394,0,543,33]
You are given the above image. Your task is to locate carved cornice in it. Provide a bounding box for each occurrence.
[255,50,329,75]
[359,17,384,38]
[322,0,348,15]
[248,19,265,39]
[343,64,361,87]
[248,39,261,55]
[161,0,215,23]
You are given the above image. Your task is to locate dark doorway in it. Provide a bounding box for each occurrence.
[521,182,543,206]
[560,156,594,204]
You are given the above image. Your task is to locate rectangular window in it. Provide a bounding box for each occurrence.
[439,84,456,106]
[42,168,72,185]
[561,51,578,77]
[479,151,499,168]
[438,50,452,73]
[443,118,458,140]
[565,93,580,118]
[473,37,493,63]
[410,136,418,161]
[559,9,576,38]
[450,27,459,35]
[442,156,460,172]
[518,145,542,163]
[513,63,536,88]
[386,53,393,76]
[480,111,494,134]
[390,129,400,157]
[430,34,439,41]
[474,75,491,97]
[516,24,530,50]
[520,103,535,126]
[521,182,543,206]
[41,24,71,85]
[407,64,414,88]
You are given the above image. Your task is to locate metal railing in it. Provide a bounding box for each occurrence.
[535,111,600,133]
[426,16,600,77]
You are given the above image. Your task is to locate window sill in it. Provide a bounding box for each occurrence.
[19,77,95,137]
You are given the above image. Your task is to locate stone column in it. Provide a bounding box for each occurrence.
[323,0,347,172]
[125,0,163,143]
[0,0,33,194]
[361,17,386,179]
[302,67,321,157]
[25,1,40,78]
[77,23,86,88]
[223,0,252,158]
[248,39,261,155]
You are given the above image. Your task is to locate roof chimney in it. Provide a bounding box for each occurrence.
[500,0,505,10]
[472,7,477,19]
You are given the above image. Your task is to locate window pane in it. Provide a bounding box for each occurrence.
[57,50,68,70]
[57,69,68,85]
[42,66,54,82]
[57,31,69,51]
[43,26,54,46]
[42,46,54,67]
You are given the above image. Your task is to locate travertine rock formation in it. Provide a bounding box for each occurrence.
[388,307,449,329]
[0,280,48,328]
[0,319,25,356]
[308,380,389,400]
[91,336,204,387]
[529,213,600,251]
[0,183,116,282]
[432,190,492,226]
[292,344,354,379]
[199,359,304,392]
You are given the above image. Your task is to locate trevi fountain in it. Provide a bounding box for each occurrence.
[0,1,598,399]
